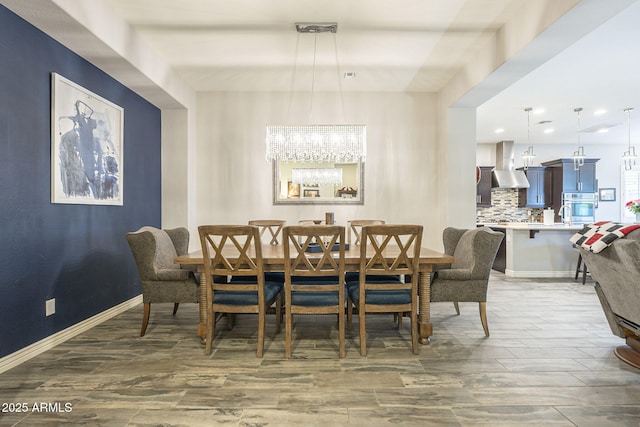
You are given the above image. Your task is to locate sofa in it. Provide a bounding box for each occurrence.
[579,227,640,369]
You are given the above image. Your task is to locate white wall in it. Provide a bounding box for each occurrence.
[195,91,446,249]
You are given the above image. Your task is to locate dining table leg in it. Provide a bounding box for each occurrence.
[418,270,432,344]
[198,270,207,343]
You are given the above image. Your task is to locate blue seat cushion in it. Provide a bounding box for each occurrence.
[290,280,341,306]
[229,272,285,283]
[346,280,410,305]
[345,272,401,282]
[213,281,283,306]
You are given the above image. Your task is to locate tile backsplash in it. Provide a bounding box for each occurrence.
[476,189,544,223]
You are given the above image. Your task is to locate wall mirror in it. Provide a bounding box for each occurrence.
[273,160,364,205]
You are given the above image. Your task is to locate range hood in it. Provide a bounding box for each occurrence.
[491,141,530,189]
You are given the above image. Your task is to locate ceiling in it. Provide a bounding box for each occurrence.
[101,0,522,93]
[3,0,640,147]
[476,0,640,146]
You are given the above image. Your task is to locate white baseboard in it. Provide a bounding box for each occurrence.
[0,295,142,374]
[504,269,576,278]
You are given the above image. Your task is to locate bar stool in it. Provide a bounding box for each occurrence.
[573,245,588,284]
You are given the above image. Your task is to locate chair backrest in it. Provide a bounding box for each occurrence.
[448,227,504,280]
[360,224,423,280]
[248,220,286,245]
[348,219,385,245]
[126,226,187,281]
[198,225,266,305]
[283,225,345,279]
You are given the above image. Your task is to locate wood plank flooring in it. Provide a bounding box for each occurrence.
[1,272,640,426]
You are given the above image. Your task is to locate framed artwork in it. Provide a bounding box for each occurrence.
[599,188,616,202]
[303,189,320,198]
[287,181,300,198]
[51,73,124,205]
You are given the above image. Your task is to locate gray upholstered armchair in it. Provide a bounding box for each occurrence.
[580,228,640,370]
[126,226,199,336]
[430,226,504,336]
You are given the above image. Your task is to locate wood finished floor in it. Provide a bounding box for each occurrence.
[1,272,640,426]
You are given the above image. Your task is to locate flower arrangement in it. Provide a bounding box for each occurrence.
[626,199,640,214]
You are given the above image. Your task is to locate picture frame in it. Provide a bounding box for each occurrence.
[51,73,124,205]
[599,187,616,202]
[303,189,320,198]
[287,181,300,198]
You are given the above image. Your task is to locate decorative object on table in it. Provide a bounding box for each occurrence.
[198,225,284,357]
[51,73,124,205]
[627,198,640,223]
[429,227,504,337]
[337,187,357,197]
[346,224,423,356]
[325,212,335,225]
[125,226,199,337]
[598,188,616,202]
[283,225,346,358]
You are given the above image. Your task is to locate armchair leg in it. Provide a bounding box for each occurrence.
[479,302,489,337]
[173,303,179,316]
[140,303,151,337]
[453,301,460,315]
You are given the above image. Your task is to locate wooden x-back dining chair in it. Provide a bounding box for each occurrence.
[283,225,346,358]
[347,224,423,356]
[347,219,385,246]
[248,220,286,245]
[198,225,283,357]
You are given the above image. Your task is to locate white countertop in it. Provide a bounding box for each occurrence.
[478,222,585,231]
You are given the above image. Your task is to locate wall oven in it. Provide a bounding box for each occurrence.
[562,192,597,224]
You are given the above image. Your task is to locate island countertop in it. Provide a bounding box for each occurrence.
[478,222,585,231]
[477,223,584,278]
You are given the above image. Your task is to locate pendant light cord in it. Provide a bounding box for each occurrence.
[309,33,318,120]
[287,33,301,121]
[333,32,346,121]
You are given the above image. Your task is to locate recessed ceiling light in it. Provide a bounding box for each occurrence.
[594,109,607,115]
[494,128,505,134]
[597,128,609,133]
[533,108,545,115]
[544,128,554,134]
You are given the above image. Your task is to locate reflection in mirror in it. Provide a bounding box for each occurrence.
[273,161,364,205]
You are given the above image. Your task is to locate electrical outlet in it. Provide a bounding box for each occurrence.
[46,298,55,316]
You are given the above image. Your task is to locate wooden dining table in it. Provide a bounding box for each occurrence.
[175,243,454,344]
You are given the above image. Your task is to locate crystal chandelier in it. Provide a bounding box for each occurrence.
[266,124,366,163]
[572,107,585,170]
[521,107,536,169]
[265,23,367,164]
[292,167,343,185]
[623,107,637,171]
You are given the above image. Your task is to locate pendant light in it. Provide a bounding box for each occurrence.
[265,23,366,164]
[521,107,536,169]
[572,107,585,170]
[623,107,637,171]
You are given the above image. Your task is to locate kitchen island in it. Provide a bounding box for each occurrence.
[480,223,585,278]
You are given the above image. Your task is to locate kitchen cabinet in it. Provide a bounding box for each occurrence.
[517,166,552,208]
[541,158,599,222]
[541,158,599,193]
[476,166,493,207]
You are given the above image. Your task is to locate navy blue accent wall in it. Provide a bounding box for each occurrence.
[0,6,161,358]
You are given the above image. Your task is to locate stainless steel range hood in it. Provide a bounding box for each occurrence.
[491,141,530,189]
